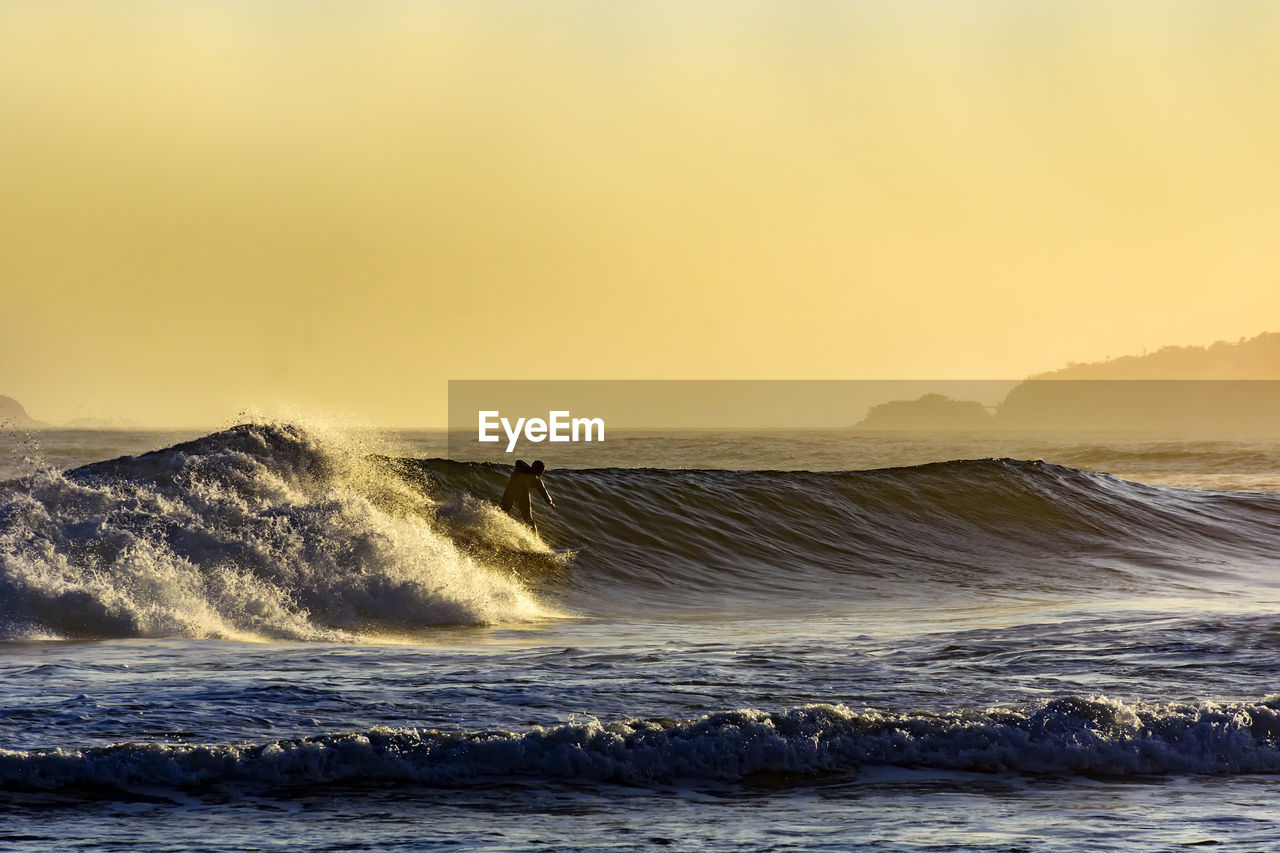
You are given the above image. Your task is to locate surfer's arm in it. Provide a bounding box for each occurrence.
[536,479,554,507]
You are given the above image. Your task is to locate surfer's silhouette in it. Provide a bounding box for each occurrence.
[500,459,554,536]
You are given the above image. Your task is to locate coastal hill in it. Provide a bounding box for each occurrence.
[856,332,1280,430]
[999,331,1280,430]
[0,397,138,429]
[1029,332,1280,380]
[0,396,45,429]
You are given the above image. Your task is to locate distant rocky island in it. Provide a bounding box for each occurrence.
[857,393,994,430]
[857,332,1280,431]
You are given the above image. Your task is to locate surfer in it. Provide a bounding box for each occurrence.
[499,459,555,535]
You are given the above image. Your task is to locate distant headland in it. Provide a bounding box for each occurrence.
[0,397,140,430]
[0,396,46,430]
[1028,332,1280,381]
[857,332,1280,431]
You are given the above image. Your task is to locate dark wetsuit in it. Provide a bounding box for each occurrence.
[500,460,553,534]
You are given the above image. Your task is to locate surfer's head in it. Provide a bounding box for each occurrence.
[531,460,545,476]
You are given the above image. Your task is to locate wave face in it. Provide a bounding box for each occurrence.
[5,696,1280,792]
[0,425,552,641]
[4,424,1280,639]
[415,456,1280,611]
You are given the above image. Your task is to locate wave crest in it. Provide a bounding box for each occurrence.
[417,456,1280,608]
[6,696,1280,792]
[0,423,555,641]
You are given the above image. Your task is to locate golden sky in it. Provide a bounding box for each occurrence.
[2,1,1278,426]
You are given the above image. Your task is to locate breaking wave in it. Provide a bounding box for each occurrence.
[4,423,1279,639]
[0,424,555,641]
[5,696,1280,793]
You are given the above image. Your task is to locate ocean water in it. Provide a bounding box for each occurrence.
[2,425,1280,850]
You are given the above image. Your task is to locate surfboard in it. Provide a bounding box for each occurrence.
[552,546,588,555]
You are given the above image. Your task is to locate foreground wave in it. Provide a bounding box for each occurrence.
[2,423,1279,640]
[0,424,553,641]
[5,696,1280,792]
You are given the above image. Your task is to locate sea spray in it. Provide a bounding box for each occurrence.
[0,423,557,641]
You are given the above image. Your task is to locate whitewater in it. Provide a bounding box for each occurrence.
[2,424,1280,851]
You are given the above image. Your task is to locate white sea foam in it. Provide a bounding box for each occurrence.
[0,423,558,641]
[4,697,1280,792]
